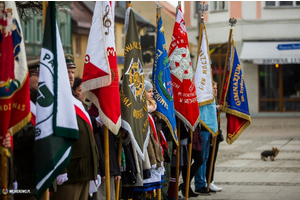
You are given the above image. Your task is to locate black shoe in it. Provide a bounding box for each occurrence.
[180,183,199,198]
[195,187,211,196]
[209,188,217,193]
[178,195,185,200]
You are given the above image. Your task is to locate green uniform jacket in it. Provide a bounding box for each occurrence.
[64,114,99,184]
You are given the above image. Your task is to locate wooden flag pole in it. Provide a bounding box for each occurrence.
[184,129,193,199]
[207,18,236,192]
[115,133,123,200]
[175,118,181,200]
[104,126,110,200]
[1,130,11,200]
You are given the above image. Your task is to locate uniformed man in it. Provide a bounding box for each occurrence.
[51,54,99,200]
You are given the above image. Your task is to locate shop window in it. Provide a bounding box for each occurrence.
[210,43,228,101]
[259,64,300,112]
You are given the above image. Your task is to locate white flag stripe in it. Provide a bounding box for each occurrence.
[56,23,77,130]
[36,147,71,189]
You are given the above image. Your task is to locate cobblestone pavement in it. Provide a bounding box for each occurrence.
[180,117,300,200]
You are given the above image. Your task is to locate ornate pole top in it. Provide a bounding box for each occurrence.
[199,2,208,23]
[229,18,237,27]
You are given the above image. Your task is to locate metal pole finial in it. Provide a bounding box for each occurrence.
[229,18,237,27]
[199,2,208,23]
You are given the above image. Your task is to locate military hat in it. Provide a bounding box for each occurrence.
[28,59,40,76]
[65,54,76,68]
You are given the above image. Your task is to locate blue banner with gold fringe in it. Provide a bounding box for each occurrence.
[220,39,251,144]
[152,16,177,145]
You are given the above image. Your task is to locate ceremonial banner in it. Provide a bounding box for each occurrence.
[220,39,251,144]
[34,2,79,198]
[82,1,121,135]
[168,5,199,131]
[195,25,218,136]
[152,16,178,145]
[121,7,149,160]
[0,1,30,155]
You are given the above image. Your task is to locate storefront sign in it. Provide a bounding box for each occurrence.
[259,58,300,64]
[277,43,300,50]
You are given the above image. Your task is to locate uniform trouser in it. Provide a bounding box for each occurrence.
[161,141,173,200]
[51,181,89,200]
[97,176,115,200]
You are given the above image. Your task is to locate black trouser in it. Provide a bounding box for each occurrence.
[182,149,203,185]
[205,141,220,183]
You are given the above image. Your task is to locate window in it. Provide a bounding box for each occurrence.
[211,1,227,11]
[265,1,300,7]
[122,27,125,50]
[210,43,228,100]
[76,36,81,56]
[24,22,29,42]
[259,64,300,111]
[36,20,42,43]
[59,23,65,44]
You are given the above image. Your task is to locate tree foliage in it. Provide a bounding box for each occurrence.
[16,1,71,23]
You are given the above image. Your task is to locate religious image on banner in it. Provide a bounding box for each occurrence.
[168,5,199,131]
[121,7,150,160]
[34,2,79,198]
[220,39,251,145]
[82,1,121,135]
[194,24,218,136]
[0,1,30,155]
[152,16,178,145]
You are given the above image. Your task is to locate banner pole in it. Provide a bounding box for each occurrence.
[184,129,193,199]
[104,126,110,200]
[175,118,181,200]
[115,133,123,200]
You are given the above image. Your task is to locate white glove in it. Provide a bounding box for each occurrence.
[95,174,101,188]
[151,164,157,169]
[56,173,68,185]
[89,174,101,194]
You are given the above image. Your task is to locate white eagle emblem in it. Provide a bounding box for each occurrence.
[169,46,193,82]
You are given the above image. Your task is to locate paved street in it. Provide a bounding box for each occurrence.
[181,117,300,200]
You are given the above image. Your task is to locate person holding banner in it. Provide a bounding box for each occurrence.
[205,81,223,192]
[51,55,99,200]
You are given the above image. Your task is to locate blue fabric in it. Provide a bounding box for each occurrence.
[194,130,210,190]
[199,100,218,135]
[152,16,177,144]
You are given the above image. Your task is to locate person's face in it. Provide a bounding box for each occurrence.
[30,74,39,91]
[146,88,154,100]
[75,84,84,102]
[7,11,11,17]
[213,83,218,97]
[67,68,75,87]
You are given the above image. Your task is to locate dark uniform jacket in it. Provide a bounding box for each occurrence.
[64,104,99,184]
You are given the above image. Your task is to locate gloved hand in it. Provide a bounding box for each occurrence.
[95,174,101,188]
[151,164,157,169]
[56,173,68,185]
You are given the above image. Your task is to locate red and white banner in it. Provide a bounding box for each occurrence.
[0,1,30,151]
[168,5,200,131]
[82,1,121,135]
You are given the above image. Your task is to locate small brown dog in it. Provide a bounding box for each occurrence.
[261,147,280,161]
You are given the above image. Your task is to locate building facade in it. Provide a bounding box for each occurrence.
[185,1,300,115]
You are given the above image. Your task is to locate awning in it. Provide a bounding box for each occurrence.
[240,41,300,64]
